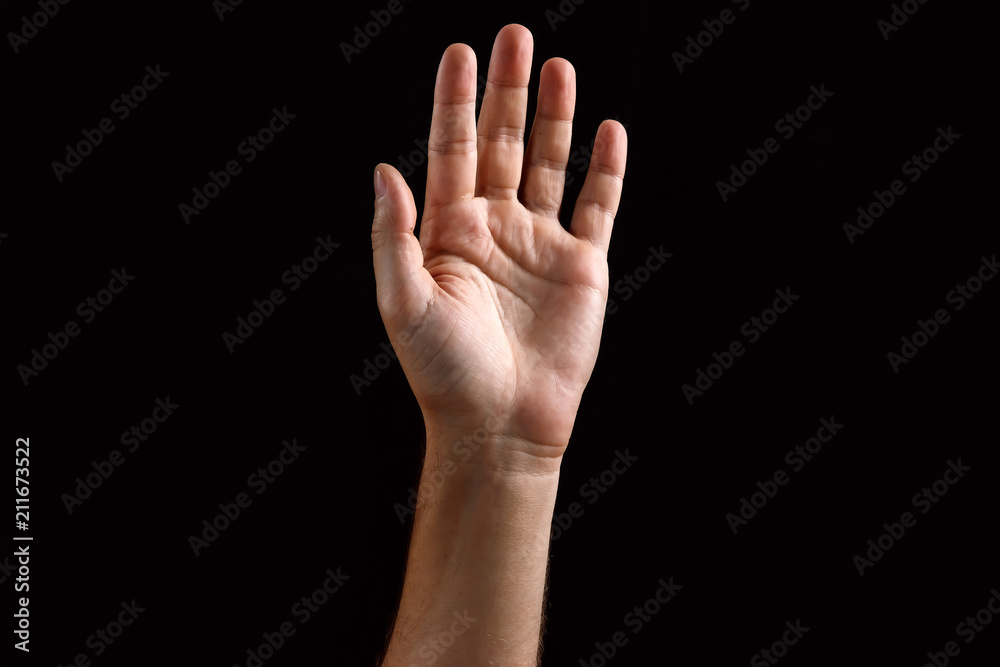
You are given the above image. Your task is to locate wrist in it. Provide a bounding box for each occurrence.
[423,416,566,477]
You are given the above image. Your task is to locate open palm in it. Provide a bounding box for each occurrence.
[372,24,627,466]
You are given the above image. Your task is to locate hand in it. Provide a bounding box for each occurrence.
[371,24,627,470]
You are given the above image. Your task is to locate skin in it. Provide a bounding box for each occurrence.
[373,23,626,666]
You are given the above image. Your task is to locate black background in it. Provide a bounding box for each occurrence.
[3,0,997,665]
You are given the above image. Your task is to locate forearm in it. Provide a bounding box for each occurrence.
[381,431,562,667]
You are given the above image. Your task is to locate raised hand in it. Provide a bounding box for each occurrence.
[371,23,627,471]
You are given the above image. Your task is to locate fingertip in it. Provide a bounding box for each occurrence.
[540,58,576,93]
[490,24,533,78]
[541,57,575,78]
[440,42,477,78]
[538,58,576,116]
[374,163,388,199]
[499,23,533,45]
[601,118,627,139]
[436,44,478,103]
[596,120,628,167]
[376,162,406,191]
[443,42,475,63]
[373,163,418,232]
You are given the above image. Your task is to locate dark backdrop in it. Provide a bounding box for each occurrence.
[3,0,996,665]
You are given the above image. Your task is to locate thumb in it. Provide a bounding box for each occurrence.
[371,163,435,333]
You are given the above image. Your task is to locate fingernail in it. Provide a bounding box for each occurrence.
[374,166,387,199]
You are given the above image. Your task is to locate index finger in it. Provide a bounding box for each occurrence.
[425,43,478,210]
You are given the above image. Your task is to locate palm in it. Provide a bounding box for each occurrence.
[413,196,607,448]
[372,25,627,458]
